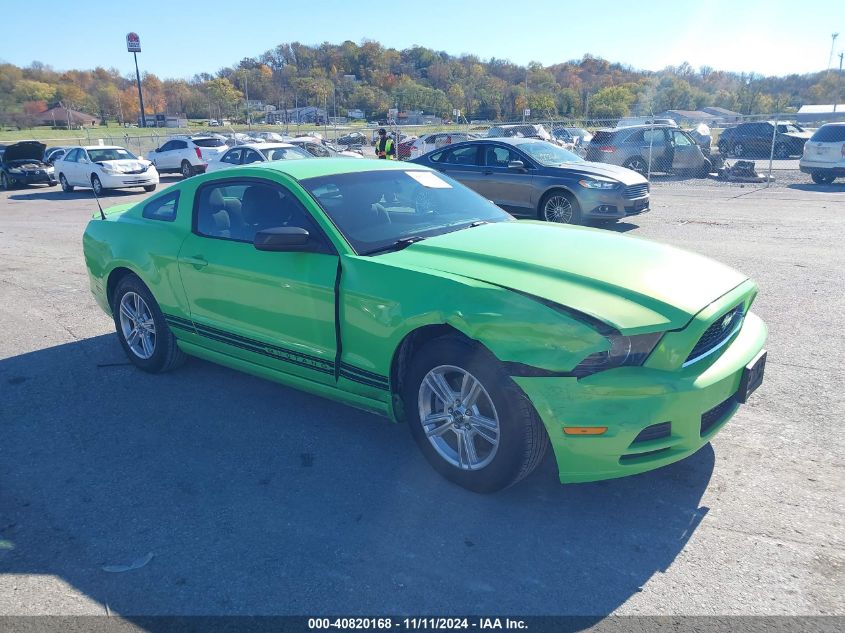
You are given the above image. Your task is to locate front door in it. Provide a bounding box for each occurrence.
[177,177,339,384]
[639,128,672,173]
[432,144,484,192]
[476,144,535,214]
[669,129,701,171]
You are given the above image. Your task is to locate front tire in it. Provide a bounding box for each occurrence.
[143,184,157,192]
[811,173,835,184]
[91,174,104,196]
[0,172,10,190]
[181,161,193,179]
[539,189,581,225]
[59,173,74,192]
[403,335,549,493]
[112,274,186,373]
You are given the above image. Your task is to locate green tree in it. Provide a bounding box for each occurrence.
[589,86,635,118]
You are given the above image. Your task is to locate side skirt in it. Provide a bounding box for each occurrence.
[177,340,392,419]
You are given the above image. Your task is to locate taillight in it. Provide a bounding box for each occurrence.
[195,147,202,159]
[597,146,616,153]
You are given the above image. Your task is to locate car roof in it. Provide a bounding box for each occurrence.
[229,142,296,150]
[475,137,550,146]
[79,145,130,150]
[241,157,432,180]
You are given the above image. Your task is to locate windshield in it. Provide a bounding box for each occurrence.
[776,124,803,134]
[260,146,312,160]
[88,148,137,162]
[519,141,583,165]
[301,170,512,255]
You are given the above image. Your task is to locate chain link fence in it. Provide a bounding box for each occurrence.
[30,111,845,191]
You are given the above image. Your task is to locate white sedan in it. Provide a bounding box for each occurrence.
[55,146,159,194]
[206,142,313,173]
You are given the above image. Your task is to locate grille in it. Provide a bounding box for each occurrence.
[620,447,671,463]
[631,422,671,444]
[623,183,649,199]
[700,396,737,436]
[685,304,744,365]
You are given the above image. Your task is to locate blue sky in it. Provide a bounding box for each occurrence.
[2,0,843,78]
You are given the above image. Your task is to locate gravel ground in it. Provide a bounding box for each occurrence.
[0,174,842,622]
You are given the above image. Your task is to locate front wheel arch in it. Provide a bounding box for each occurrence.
[106,266,139,311]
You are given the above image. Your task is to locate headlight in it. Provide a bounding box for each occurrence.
[9,168,24,174]
[578,178,619,190]
[571,332,663,377]
[46,166,55,173]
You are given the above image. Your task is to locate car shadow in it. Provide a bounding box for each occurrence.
[787,183,845,193]
[8,189,139,201]
[594,220,639,233]
[0,335,714,622]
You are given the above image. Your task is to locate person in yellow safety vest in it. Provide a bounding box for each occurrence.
[376,128,396,159]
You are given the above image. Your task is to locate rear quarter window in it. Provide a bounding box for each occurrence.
[192,138,226,148]
[142,191,179,222]
[810,125,845,143]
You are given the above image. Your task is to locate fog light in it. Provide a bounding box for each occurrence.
[563,426,608,435]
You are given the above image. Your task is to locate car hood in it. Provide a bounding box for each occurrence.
[381,221,747,333]
[4,141,47,163]
[96,159,152,172]
[543,161,646,185]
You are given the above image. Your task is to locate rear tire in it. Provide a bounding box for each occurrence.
[403,335,549,493]
[774,143,789,159]
[732,142,745,157]
[623,156,649,177]
[181,161,193,179]
[59,173,74,192]
[0,172,10,190]
[697,159,712,178]
[811,173,835,185]
[112,274,186,374]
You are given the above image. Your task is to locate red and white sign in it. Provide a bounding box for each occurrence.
[126,32,141,53]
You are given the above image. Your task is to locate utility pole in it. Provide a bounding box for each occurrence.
[243,72,251,130]
[836,52,844,113]
[830,33,840,72]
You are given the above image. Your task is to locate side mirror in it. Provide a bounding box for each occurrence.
[254,226,310,252]
[153,147,160,153]
[507,160,526,170]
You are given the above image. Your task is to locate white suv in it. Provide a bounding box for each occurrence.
[800,122,845,184]
[147,136,228,178]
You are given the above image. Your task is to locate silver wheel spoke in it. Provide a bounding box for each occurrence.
[463,431,479,465]
[120,302,136,322]
[470,416,498,444]
[460,374,482,408]
[126,328,140,347]
[424,413,453,437]
[140,332,154,357]
[455,431,466,469]
[426,372,455,406]
[119,292,156,360]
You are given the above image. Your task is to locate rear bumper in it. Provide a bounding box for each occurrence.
[799,160,845,175]
[515,312,767,484]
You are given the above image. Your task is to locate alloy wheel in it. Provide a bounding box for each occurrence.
[625,158,648,177]
[543,194,574,224]
[181,162,192,178]
[118,291,156,360]
[418,365,500,471]
[91,175,103,196]
[733,143,744,157]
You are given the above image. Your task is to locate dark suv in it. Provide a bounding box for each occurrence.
[584,125,711,177]
[717,121,811,158]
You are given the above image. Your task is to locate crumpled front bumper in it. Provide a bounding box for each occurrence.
[515,312,768,484]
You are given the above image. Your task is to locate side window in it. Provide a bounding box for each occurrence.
[142,191,179,222]
[158,141,174,152]
[221,149,242,164]
[195,180,331,252]
[482,145,522,168]
[443,145,480,166]
[174,140,188,150]
[672,130,693,146]
[64,149,80,162]
[642,129,666,145]
[78,149,90,162]
[242,149,264,164]
[428,150,446,163]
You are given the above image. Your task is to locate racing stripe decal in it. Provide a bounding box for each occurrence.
[163,313,389,390]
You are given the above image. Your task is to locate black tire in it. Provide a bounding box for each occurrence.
[91,174,104,196]
[811,173,835,185]
[623,156,649,177]
[403,335,549,493]
[143,184,157,192]
[181,161,193,179]
[59,173,74,192]
[732,142,745,157]
[538,189,582,225]
[774,143,789,159]
[112,274,186,374]
[0,172,10,190]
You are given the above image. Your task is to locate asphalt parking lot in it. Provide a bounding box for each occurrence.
[0,174,843,622]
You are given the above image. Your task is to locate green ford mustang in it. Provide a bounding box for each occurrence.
[83,158,768,492]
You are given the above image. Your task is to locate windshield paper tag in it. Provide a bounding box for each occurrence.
[406,171,452,188]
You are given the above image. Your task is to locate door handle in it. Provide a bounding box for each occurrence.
[180,255,208,269]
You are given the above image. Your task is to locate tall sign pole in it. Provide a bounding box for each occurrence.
[126,33,146,128]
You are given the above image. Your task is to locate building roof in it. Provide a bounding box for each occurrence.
[34,105,101,125]
[702,107,742,116]
[797,104,845,114]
